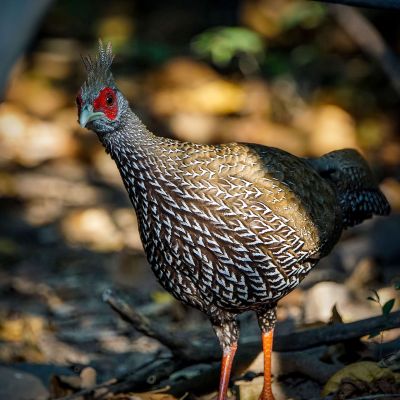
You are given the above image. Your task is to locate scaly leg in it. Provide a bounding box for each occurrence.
[217,342,238,400]
[257,307,277,400]
[212,317,239,400]
[260,329,275,400]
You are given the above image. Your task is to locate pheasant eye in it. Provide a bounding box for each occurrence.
[106,94,114,106]
[93,87,118,120]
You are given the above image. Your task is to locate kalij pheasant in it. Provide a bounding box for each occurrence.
[77,42,390,400]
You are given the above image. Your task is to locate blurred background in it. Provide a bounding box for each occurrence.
[0,0,400,399]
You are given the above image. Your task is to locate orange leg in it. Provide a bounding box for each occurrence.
[259,329,275,400]
[217,343,237,400]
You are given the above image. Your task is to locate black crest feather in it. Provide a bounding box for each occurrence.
[82,40,115,92]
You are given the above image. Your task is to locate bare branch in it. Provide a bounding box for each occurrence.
[102,289,214,362]
[315,0,400,10]
[57,290,400,397]
[103,288,400,355]
[328,4,400,97]
[339,395,400,400]
[274,311,400,351]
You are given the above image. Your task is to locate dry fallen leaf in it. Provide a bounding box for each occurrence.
[61,208,123,252]
[0,315,45,343]
[6,75,69,118]
[322,361,400,397]
[0,103,76,166]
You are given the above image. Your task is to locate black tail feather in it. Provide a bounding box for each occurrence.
[340,188,390,228]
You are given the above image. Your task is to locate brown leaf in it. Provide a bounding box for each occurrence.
[322,361,400,397]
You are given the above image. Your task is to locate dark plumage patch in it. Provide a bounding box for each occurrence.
[340,188,390,228]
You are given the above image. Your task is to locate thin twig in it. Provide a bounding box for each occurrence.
[346,394,400,400]
[102,288,212,361]
[328,3,400,97]
[322,394,400,400]
[103,288,400,355]
[315,0,400,10]
[273,310,400,351]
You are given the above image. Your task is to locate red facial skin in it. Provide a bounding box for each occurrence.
[93,87,118,120]
[76,88,118,121]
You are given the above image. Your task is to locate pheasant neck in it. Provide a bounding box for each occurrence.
[98,108,163,210]
[99,108,160,159]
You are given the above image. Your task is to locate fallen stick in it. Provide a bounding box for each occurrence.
[58,290,400,398]
[103,288,400,356]
[102,288,211,362]
[316,0,400,9]
[274,310,400,352]
[57,357,177,400]
[341,395,400,400]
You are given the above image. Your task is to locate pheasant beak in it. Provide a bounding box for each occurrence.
[79,105,105,128]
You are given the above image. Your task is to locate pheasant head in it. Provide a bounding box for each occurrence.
[77,41,129,135]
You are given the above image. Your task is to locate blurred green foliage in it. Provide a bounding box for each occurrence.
[191,26,265,67]
[281,1,327,30]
